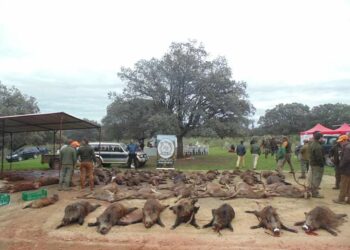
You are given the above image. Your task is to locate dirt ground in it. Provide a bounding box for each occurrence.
[0,172,349,250]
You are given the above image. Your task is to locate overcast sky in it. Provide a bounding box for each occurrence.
[0,0,349,123]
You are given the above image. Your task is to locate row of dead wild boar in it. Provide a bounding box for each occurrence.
[18,168,347,237]
[76,168,309,202]
[26,196,347,237]
[1,168,305,199]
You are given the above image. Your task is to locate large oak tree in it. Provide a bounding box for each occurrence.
[114,41,254,157]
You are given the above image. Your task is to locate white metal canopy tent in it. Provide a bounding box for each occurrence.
[0,112,101,175]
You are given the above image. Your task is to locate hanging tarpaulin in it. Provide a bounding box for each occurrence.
[156,135,177,169]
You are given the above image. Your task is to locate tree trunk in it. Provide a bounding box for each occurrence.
[177,136,184,158]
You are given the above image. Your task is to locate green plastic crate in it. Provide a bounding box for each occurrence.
[0,193,10,206]
[22,189,47,201]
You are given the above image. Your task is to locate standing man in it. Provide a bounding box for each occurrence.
[236,140,246,169]
[276,142,286,173]
[329,140,341,189]
[333,135,350,204]
[127,139,139,168]
[59,140,77,191]
[250,141,261,170]
[77,138,96,191]
[139,138,145,151]
[278,137,295,174]
[308,131,325,198]
[299,139,310,179]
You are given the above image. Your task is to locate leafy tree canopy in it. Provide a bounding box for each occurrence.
[108,41,254,156]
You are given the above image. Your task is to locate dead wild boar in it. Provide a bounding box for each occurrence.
[221,182,268,200]
[203,203,235,234]
[169,198,200,230]
[118,208,143,225]
[142,198,169,228]
[56,201,100,229]
[88,203,138,234]
[266,183,304,198]
[219,174,232,185]
[114,173,125,185]
[37,177,59,186]
[173,173,187,184]
[197,183,231,198]
[295,206,347,236]
[9,181,41,193]
[246,206,297,236]
[266,175,290,185]
[23,194,59,209]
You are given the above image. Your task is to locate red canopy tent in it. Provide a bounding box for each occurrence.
[333,123,350,134]
[300,123,339,135]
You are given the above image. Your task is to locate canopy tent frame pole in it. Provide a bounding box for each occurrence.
[1,120,5,176]
[58,115,63,177]
[98,128,101,158]
[9,133,13,170]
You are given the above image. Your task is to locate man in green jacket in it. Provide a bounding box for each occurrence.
[276,142,286,173]
[308,131,325,198]
[250,142,261,170]
[59,140,77,191]
[333,135,350,204]
[299,139,310,179]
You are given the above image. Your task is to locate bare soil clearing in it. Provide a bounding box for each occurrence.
[0,173,349,250]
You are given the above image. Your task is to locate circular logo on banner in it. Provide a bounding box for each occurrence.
[157,139,175,159]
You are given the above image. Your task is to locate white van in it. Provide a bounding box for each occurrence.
[89,142,148,168]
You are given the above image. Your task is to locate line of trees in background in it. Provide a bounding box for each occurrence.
[255,102,350,135]
[1,40,350,154]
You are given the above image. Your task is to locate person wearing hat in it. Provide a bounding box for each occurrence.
[329,139,342,189]
[58,139,77,191]
[299,139,310,179]
[333,135,350,204]
[307,131,326,198]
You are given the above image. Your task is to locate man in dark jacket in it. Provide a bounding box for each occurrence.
[307,131,325,198]
[77,138,96,191]
[329,140,342,189]
[250,142,261,170]
[333,135,350,204]
[236,140,246,169]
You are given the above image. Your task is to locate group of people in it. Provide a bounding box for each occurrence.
[294,132,350,203]
[58,138,142,191]
[231,133,350,203]
[234,140,261,170]
[277,132,350,202]
[58,138,96,191]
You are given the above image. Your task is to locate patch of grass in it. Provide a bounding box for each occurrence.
[0,158,50,171]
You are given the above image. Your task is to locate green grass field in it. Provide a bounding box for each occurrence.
[1,158,50,171]
[0,146,335,176]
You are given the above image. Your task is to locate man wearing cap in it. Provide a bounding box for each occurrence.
[329,140,342,189]
[333,135,350,204]
[308,131,326,198]
[299,139,309,179]
[59,139,77,191]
